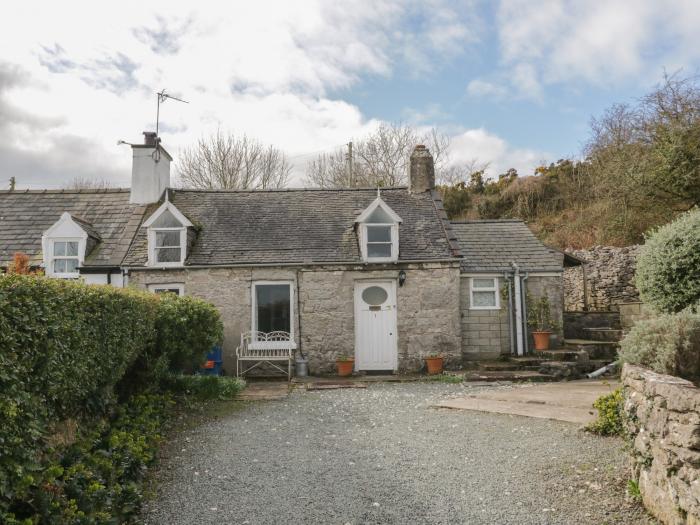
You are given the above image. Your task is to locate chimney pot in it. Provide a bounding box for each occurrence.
[143,131,158,146]
[409,144,435,193]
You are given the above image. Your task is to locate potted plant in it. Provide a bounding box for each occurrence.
[527,295,557,351]
[424,354,444,375]
[335,355,355,377]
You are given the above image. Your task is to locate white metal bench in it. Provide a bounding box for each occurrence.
[236,331,296,380]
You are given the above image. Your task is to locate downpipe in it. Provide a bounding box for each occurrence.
[511,262,524,356]
[587,361,619,379]
[504,272,515,356]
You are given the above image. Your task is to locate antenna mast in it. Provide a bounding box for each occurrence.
[155,89,189,138]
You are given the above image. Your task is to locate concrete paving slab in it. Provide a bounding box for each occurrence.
[434,379,620,424]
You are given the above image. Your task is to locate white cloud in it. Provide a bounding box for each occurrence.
[495,0,700,98]
[448,128,547,178]
[0,0,481,188]
[466,79,507,98]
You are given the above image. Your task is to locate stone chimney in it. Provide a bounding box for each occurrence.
[129,131,171,204]
[409,145,435,193]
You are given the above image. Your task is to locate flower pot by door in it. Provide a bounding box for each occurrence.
[336,359,354,377]
[532,331,552,351]
[425,356,444,375]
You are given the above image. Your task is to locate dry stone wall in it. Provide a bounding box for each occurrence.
[623,364,700,524]
[564,245,640,311]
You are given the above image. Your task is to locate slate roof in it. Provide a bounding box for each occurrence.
[451,220,564,273]
[0,189,148,268]
[123,187,459,266]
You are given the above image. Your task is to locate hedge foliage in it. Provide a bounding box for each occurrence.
[619,309,700,380]
[0,275,225,523]
[635,207,700,313]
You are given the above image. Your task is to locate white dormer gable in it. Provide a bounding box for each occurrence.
[355,195,402,263]
[143,200,193,267]
[42,212,89,278]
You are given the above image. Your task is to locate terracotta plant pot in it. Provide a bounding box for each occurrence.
[425,356,444,375]
[336,359,355,377]
[532,331,552,351]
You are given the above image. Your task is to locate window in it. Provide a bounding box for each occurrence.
[253,282,293,335]
[143,203,192,267]
[148,283,184,296]
[51,240,80,276]
[356,198,401,263]
[470,277,499,310]
[153,230,183,263]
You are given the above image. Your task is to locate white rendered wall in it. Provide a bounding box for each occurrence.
[82,272,125,287]
[130,147,170,204]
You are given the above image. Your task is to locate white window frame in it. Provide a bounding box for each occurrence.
[469,277,500,310]
[148,228,187,267]
[355,196,402,264]
[143,201,193,268]
[359,222,399,263]
[49,238,83,279]
[251,281,295,339]
[148,283,185,296]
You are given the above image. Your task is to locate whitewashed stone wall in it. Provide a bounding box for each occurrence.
[564,245,640,311]
[623,364,700,524]
[128,262,461,374]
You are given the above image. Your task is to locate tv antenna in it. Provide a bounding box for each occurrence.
[155,89,188,138]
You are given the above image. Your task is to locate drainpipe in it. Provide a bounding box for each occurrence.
[521,272,529,356]
[295,269,305,360]
[504,272,515,356]
[511,262,524,356]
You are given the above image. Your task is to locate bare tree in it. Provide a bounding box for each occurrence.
[63,177,114,190]
[304,123,451,188]
[177,130,291,190]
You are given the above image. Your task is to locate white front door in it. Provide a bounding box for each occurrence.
[354,280,397,371]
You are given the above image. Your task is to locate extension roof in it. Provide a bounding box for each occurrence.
[0,189,148,268]
[123,187,460,266]
[451,219,564,273]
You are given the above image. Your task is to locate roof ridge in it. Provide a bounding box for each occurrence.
[0,188,130,194]
[172,186,409,194]
[451,219,525,224]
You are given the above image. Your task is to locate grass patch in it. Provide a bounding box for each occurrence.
[164,375,246,401]
[627,479,641,501]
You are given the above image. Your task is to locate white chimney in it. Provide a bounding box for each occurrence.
[130,131,171,204]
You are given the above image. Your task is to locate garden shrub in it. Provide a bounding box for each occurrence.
[635,207,700,313]
[618,309,700,380]
[164,375,246,400]
[586,388,624,436]
[1,394,173,524]
[0,275,225,522]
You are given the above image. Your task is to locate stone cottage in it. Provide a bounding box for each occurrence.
[0,132,571,374]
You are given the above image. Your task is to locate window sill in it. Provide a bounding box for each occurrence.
[469,306,500,311]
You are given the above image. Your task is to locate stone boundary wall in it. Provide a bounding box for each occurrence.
[564,245,640,311]
[563,311,620,339]
[623,364,700,524]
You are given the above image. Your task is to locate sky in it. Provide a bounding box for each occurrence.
[1,0,700,189]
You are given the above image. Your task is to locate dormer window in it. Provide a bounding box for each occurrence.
[42,212,99,279]
[52,241,80,275]
[355,196,402,263]
[143,201,193,267]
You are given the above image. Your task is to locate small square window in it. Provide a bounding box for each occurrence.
[470,277,499,310]
[151,229,184,265]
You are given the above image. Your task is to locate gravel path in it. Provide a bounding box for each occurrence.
[143,382,651,525]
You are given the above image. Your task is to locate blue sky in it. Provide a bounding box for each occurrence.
[1,1,699,188]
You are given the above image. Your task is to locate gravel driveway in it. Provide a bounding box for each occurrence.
[143,382,651,525]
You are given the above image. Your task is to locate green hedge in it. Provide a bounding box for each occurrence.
[0,275,224,522]
[619,309,700,380]
[636,208,700,313]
